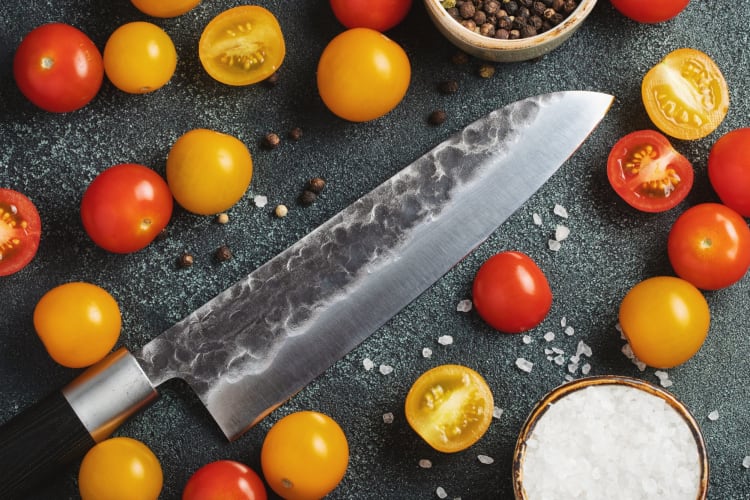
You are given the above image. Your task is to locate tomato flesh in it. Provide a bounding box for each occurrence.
[405,364,494,453]
[708,128,750,217]
[0,188,42,276]
[607,130,693,212]
[610,0,689,23]
[199,6,286,86]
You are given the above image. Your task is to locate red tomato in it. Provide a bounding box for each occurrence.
[0,188,42,276]
[13,23,103,113]
[182,460,267,500]
[610,0,689,23]
[607,130,693,213]
[81,164,173,253]
[330,0,413,32]
[708,128,750,217]
[472,251,552,334]
[667,203,750,290]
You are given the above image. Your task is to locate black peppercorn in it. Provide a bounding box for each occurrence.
[308,177,326,194]
[428,109,447,125]
[263,71,280,87]
[288,127,303,141]
[459,1,476,18]
[299,190,317,206]
[214,245,232,262]
[451,51,470,65]
[478,64,496,79]
[177,252,194,268]
[262,132,280,149]
[438,80,459,94]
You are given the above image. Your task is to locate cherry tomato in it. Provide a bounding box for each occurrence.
[610,0,689,23]
[405,364,494,453]
[199,6,286,86]
[261,411,349,500]
[104,22,177,94]
[708,128,750,217]
[472,251,552,334]
[317,28,411,122]
[166,129,253,215]
[33,282,121,368]
[81,163,173,253]
[183,460,267,500]
[131,0,201,18]
[607,130,694,213]
[667,203,750,290]
[330,0,413,31]
[0,188,41,276]
[618,276,710,369]
[79,437,163,500]
[13,23,103,112]
[642,48,729,140]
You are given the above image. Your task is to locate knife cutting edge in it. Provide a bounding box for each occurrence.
[0,90,613,498]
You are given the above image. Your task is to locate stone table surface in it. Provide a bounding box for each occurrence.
[1,1,749,499]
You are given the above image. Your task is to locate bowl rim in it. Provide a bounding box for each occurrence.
[511,375,709,500]
[423,0,599,51]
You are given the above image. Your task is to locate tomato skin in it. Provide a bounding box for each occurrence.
[317,28,411,122]
[618,276,710,369]
[472,251,552,334]
[642,48,729,141]
[199,6,286,86]
[81,163,173,253]
[167,129,254,215]
[13,23,103,113]
[708,128,750,217]
[607,130,694,213]
[79,437,163,500]
[131,0,201,18]
[183,460,267,500]
[610,0,689,23]
[261,411,349,500]
[405,364,494,454]
[330,0,413,31]
[0,188,42,276]
[667,203,750,290]
[104,22,177,94]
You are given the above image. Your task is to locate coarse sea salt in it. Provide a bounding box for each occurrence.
[253,194,268,207]
[707,410,719,421]
[437,335,453,346]
[520,384,702,500]
[456,299,473,312]
[743,456,750,469]
[516,358,534,373]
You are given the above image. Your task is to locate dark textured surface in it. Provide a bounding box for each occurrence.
[1,1,749,499]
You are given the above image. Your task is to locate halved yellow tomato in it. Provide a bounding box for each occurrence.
[405,364,494,453]
[199,6,285,86]
[642,48,729,140]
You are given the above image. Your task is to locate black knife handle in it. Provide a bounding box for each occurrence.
[0,348,159,499]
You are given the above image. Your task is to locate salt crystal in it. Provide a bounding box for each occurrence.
[560,317,567,327]
[551,347,564,355]
[581,363,591,375]
[707,411,719,421]
[522,335,533,345]
[548,239,562,252]
[564,326,575,336]
[567,362,578,374]
[576,340,592,358]
[654,370,673,388]
[544,348,554,355]
[546,356,554,361]
[493,406,504,419]
[553,354,566,366]
[621,343,647,371]
[379,364,394,375]
[743,456,750,469]
[516,358,534,373]
[382,412,394,424]
[564,374,574,382]
[363,358,374,371]
[253,195,268,207]
[456,299,473,312]
[436,487,448,499]
[555,225,570,241]
[419,459,432,469]
[437,335,453,346]
[543,331,555,342]
[533,213,542,225]
[422,347,433,358]
[553,204,569,218]
[477,455,495,465]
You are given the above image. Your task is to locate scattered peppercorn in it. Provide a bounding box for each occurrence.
[451,51,470,65]
[299,190,317,206]
[261,132,281,149]
[428,109,447,126]
[214,245,232,262]
[438,80,459,94]
[263,71,280,87]
[177,252,194,268]
[478,63,496,79]
[215,213,229,224]
[275,204,288,218]
[307,177,326,194]
[288,127,303,141]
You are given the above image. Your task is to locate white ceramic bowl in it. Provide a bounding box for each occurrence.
[423,0,598,62]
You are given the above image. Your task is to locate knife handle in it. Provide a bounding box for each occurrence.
[0,348,158,499]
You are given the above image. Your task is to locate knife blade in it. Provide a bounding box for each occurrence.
[0,90,612,498]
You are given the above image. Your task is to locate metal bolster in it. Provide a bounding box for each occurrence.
[62,348,159,442]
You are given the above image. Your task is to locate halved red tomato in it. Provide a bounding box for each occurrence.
[0,188,42,276]
[607,130,693,212]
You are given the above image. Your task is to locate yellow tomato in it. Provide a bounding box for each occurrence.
[166,128,253,215]
[642,48,729,140]
[317,28,411,122]
[199,6,286,86]
[619,276,710,368]
[130,0,200,18]
[33,282,121,368]
[261,411,349,500]
[405,364,494,453]
[104,22,177,94]
[79,437,163,500]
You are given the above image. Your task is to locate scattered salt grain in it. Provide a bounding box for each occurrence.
[253,195,268,207]
[533,213,542,225]
[560,317,567,327]
[436,486,448,499]
[422,347,433,358]
[493,406,504,419]
[743,456,750,469]
[437,335,453,346]
[456,299,473,312]
[379,364,394,375]
[544,348,554,355]
[551,347,564,355]
[655,370,673,388]
[548,239,562,252]
[553,204,569,218]
[516,358,534,373]
[567,362,578,374]
[555,225,570,241]
[575,340,592,358]
[621,343,647,371]
[419,459,432,469]
[708,410,719,422]
[363,358,374,371]
[543,331,555,342]
[564,326,575,336]
[553,354,566,366]
[581,363,591,375]
[382,412,394,424]
[522,335,533,345]
[477,455,495,465]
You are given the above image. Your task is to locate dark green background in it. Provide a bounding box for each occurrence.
[1,1,749,498]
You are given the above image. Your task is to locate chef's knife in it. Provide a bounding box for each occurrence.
[0,91,612,498]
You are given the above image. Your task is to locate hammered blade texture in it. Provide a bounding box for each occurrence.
[135,91,612,440]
